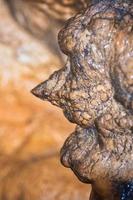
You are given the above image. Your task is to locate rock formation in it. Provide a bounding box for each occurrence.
[0,0,89,199]
[32,0,133,199]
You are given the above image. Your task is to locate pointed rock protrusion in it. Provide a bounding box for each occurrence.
[31,81,48,100]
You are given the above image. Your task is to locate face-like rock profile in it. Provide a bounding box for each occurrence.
[32,0,133,130]
[32,0,133,199]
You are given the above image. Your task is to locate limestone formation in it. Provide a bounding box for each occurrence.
[32,0,133,199]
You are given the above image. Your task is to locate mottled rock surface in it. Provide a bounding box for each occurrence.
[32,0,133,200]
[0,0,89,199]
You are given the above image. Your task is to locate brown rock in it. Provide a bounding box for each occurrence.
[0,0,90,199]
[32,0,133,199]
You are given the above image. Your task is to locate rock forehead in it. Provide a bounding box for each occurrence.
[58,0,133,54]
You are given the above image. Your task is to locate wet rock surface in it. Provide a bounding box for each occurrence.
[0,0,90,199]
[32,0,133,200]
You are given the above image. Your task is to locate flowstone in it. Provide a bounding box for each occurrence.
[32,0,133,199]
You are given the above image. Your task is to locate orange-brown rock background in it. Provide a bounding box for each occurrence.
[0,0,90,199]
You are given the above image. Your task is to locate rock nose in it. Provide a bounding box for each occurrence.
[31,66,70,106]
[31,80,50,100]
[31,67,62,101]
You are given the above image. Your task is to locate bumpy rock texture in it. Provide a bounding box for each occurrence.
[32,0,133,200]
[0,0,90,199]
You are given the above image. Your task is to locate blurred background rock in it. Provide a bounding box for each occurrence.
[0,0,90,199]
